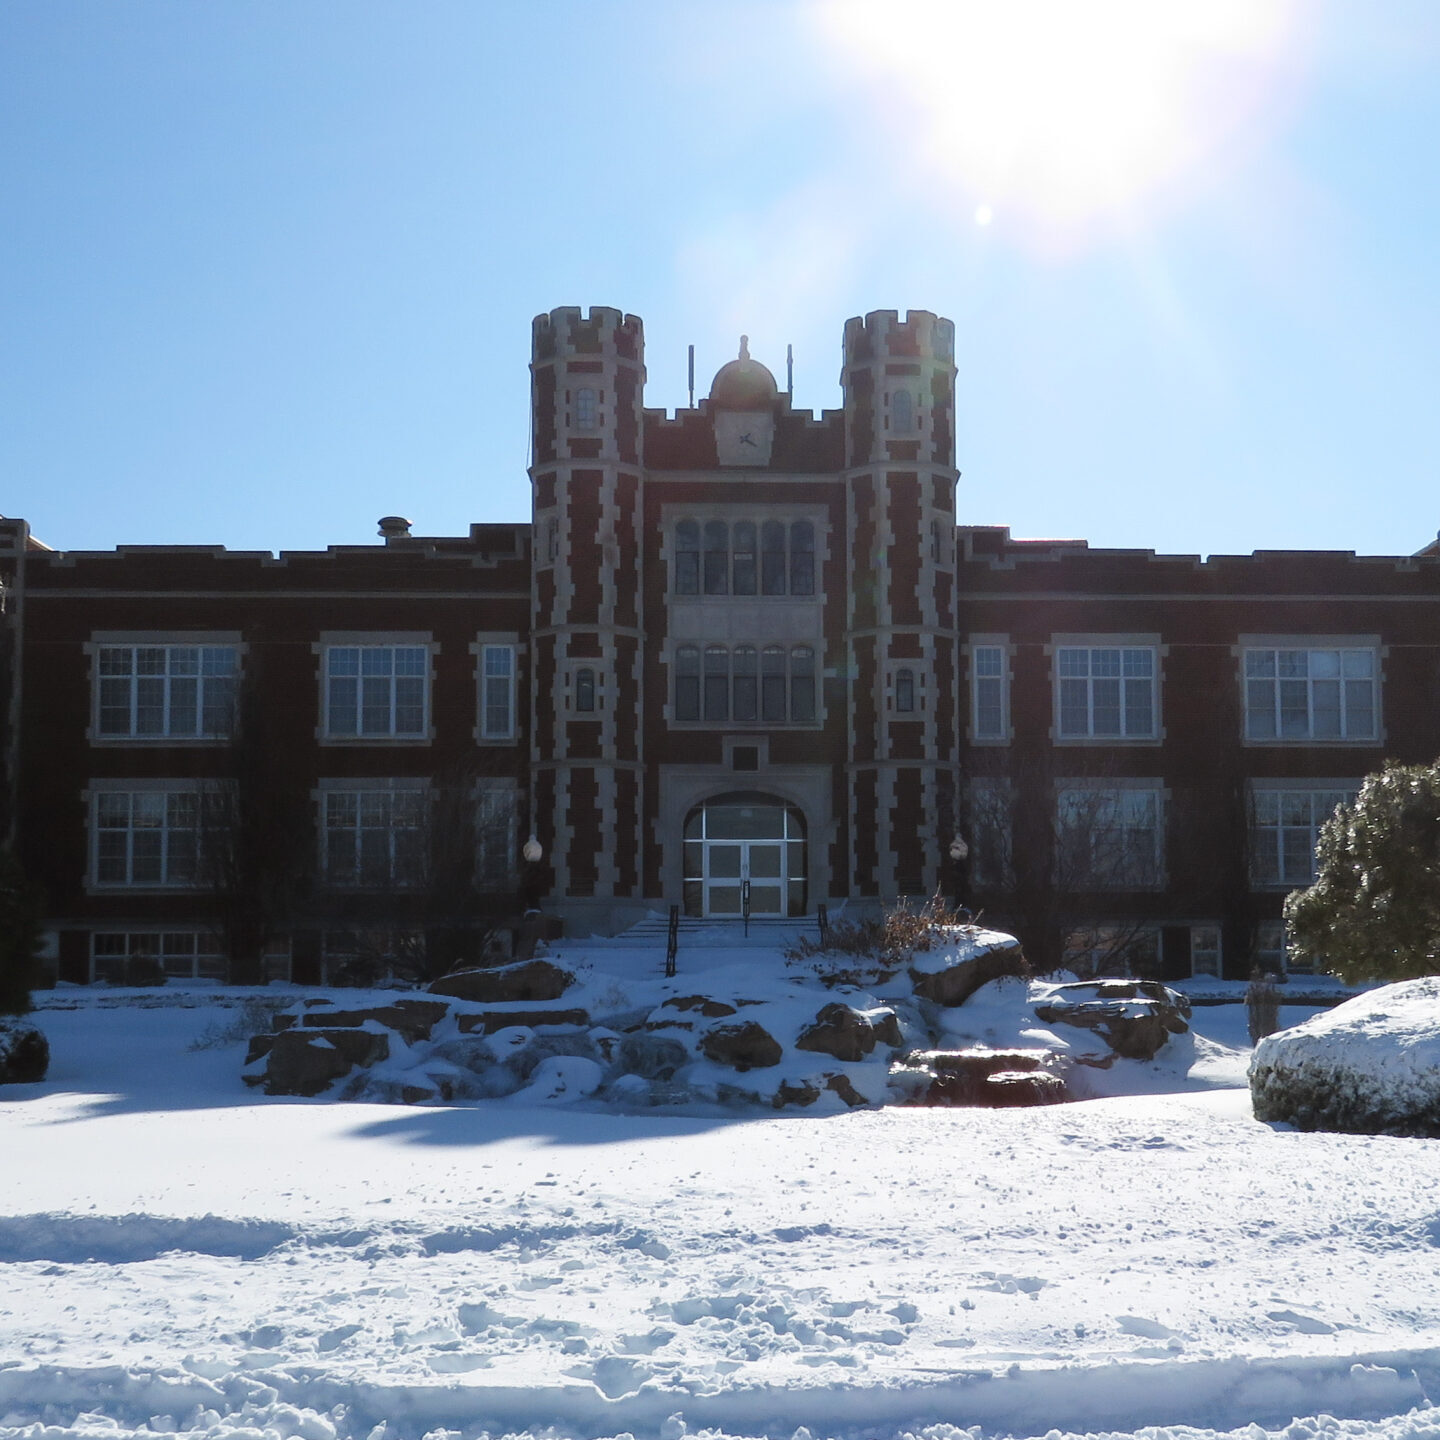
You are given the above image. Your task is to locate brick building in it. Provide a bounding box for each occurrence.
[4,306,1439,985]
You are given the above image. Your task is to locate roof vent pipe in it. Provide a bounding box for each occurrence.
[377,516,412,541]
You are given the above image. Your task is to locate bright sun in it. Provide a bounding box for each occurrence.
[812,0,1297,247]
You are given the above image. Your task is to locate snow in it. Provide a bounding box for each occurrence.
[3,960,1440,1440]
[1250,977,1440,1134]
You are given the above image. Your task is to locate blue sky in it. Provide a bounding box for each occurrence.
[4,1,1439,558]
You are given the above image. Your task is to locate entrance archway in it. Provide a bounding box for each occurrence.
[682,792,807,918]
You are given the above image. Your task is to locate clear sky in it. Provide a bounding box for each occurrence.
[4,1,1439,559]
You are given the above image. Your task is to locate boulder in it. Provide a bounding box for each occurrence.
[1032,980,1190,1061]
[825,1073,870,1108]
[661,994,738,1019]
[1249,977,1440,1137]
[429,959,574,1004]
[897,1048,1069,1108]
[773,1078,822,1109]
[700,1020,782,1071]
[796,1002,880,1062]
[251,1026,390,1096]
[454,1006,590,1034]
[0,1017,49,1084]
[908,930,1028,1006]
[296,999,451,1043]
[617,1033,690,1081]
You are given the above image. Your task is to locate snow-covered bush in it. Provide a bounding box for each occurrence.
[1249,977,1440,1136]
[1285,760,1440,982]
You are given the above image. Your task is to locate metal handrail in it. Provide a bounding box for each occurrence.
[665,904,679,978]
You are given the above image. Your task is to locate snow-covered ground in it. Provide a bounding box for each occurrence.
[3,955,1440,1440]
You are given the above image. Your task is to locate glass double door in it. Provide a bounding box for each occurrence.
[683,794,807,919]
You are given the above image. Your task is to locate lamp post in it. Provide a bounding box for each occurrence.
[947,833,969,917]
[520,834,543,915]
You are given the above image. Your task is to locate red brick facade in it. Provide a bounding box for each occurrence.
[4,307,1440,984]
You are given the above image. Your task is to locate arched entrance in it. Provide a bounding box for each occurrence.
[682,792,807,918]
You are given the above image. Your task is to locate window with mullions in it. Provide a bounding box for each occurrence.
[1244,648,1377,742]
[480,644,516,740]
[672,519,819,598]
[93,790,200,888]
[1056,787,1162,889]
[891,388,915,435]
[97,645,237,739]
[575,387,598,429]
[895,667,916,714]
[323,787,427,888]
[1057,646,1155,739]
[972,645,1007,739]
[92,930,226,983]
[673,643,820,725]
[325,645,428,739]
[1250,787,1356,888]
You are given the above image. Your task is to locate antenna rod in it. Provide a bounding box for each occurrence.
[687,345,695,409]
[786,344,794,401]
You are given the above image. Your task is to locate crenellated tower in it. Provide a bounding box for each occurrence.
[841,309,960,898]
[529,306,647,929]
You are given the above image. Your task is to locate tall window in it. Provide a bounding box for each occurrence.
[1244,648,1377,741]
[761,521,787,595]
[704,645,730,721]
[92,931,226,983]
[480,644,516,740]
[703,521,729,595]
[1057,646,1155,739]
[93,789,200,887]
[575,387,598,428]
[675,520,700,595]
[1250,787,1355,888]
[475,786,518,889]
[895,667,916,714]
[761,646,787,721]
[675,645,700,720]
[972,645,1006,739]
[732,521,757,595]
[1056,787,1162,888]
[789,521,815,596]
[575,667,596,713]
[323,788,426,888]
[733,645,758,721]
[326,645,428,739]
[891,388,914,434]
[96,645,237,739]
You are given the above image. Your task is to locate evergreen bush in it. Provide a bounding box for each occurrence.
[1285,760,1440,983]
[0,849,43,1015]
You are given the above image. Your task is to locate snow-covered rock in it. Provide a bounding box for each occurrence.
[0,1015,48,1083]
[1249,976,1440,1136]
[907,926,1028,1005]
[1033,979,1191,1062]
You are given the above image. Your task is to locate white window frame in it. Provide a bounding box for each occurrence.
[91,930,227,983]
[968,636,1010,744]
[87,779,209,892]
[318,633,433,744]
[966,777,1013,888]
[1190,923,1222,978]
[474,637,519,743]
[1239,636,1381,745]
[87,632,242,744]
[1061,924,1160,980]
[1055,781,1165,890]
[1248,781,1358,891]
[318,778,429,890]
[475,781,519,891]
[1053,635,1161,743]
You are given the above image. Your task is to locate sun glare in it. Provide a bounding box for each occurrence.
[813,0,1297,248]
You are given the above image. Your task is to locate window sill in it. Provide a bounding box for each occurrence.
[88,736,234,747]
[317,735,435,747]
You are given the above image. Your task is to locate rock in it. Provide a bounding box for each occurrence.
[773,1078,822,1109]
[796,1002,879,1062]
[0,1017,49,1084]
[1032,980,1190,1061]
[661,995,738,1018]
[454,1006,590,1034]
[429,959,574,1004]
[700,1020,782,1071]
[908,931,1028,1006]
[1249,977,1440,1137]
[253,1027,390,1096]
[897,1048,1068,1108]
[825,1073,870,1108]
[617,1033,690,1081]
[869,1009,904,1048]
[297,999,450,1043]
